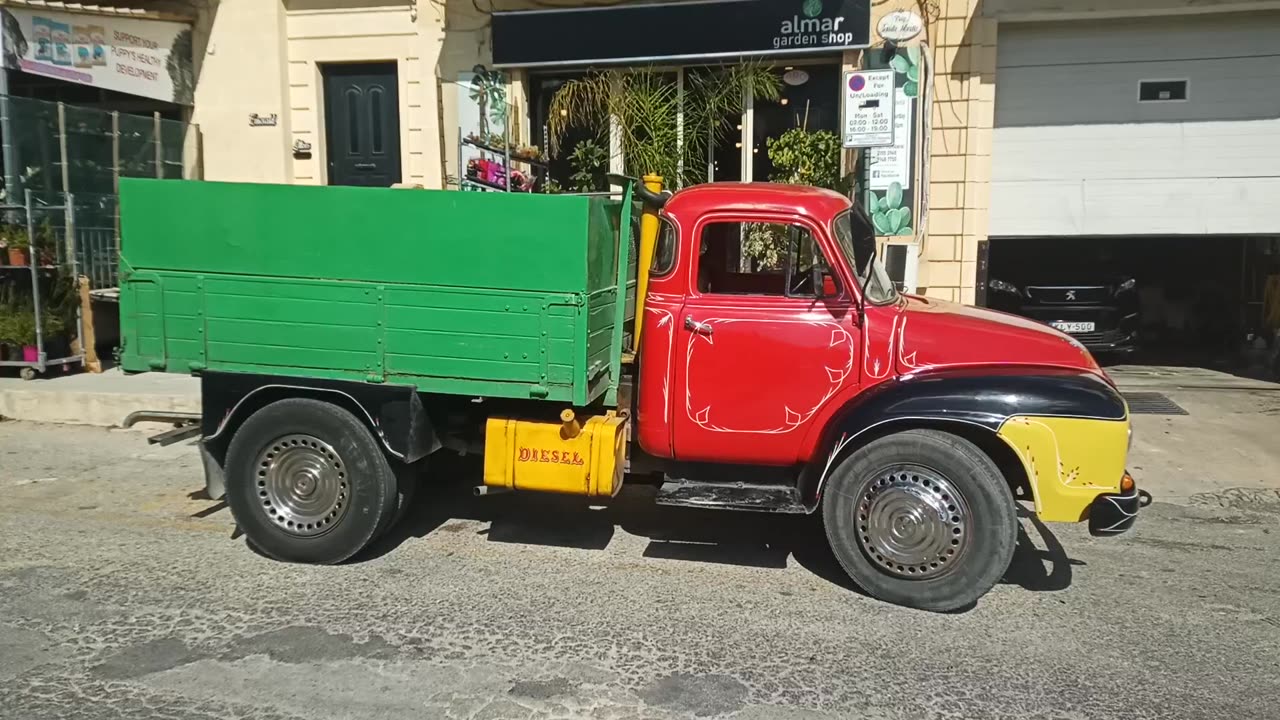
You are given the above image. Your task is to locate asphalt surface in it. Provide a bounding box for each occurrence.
[2,419,1279,720]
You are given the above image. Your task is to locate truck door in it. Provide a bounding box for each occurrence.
[672,214,859,465]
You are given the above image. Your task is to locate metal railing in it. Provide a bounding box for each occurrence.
[1,95,199,289]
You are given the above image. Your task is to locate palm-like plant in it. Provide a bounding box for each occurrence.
[549,64,781,187]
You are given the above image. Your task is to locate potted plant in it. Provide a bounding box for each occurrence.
[3,226,30,267]
[568,139,609,193]
[34,219,57,267]
[0,312,39,363]
[0,314,13,361]
[41,313,67,361]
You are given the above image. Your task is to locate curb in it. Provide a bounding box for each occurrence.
[0,388,201,427]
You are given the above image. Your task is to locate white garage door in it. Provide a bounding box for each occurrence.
[990,12,1280,237]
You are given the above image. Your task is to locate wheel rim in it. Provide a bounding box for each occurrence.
[255,434,349,537]
[856,465,972,580]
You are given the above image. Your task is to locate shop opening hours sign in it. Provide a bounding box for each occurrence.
[842,69,894,148]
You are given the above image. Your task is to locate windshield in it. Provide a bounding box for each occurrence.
[832,210,899,304]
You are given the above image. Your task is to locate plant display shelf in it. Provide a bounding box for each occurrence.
[457,128,547,193]
[0,191,84,381]
[462,137,548,168]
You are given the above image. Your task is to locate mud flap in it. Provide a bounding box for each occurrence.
[200,442,226,501]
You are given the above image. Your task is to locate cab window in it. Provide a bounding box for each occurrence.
[696,221,830,298]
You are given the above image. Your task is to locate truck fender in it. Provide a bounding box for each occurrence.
[199,372,440,499]
[799,368,1127,511]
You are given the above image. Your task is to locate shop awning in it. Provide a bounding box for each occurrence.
[491,0,871,68]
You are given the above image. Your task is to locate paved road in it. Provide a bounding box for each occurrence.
[2,420,1279,720]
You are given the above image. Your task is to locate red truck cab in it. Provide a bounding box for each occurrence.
[625,182,1138,610]
[636,183,1103,464]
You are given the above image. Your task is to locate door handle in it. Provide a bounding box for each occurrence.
[354,163,376,170]
[684,316,713,336]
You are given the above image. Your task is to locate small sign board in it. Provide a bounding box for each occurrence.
[249,113,278,127]
[877,10,924,43]
[842,69,895,148]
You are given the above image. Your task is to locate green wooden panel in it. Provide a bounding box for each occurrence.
[385,328,541,363]
[118,180,637,405]
[162,289,201,319]
[209,341,376,373]
[132,282,164,364]
[386,305,540,338]
[166,339,204,365]
[386,353,543,382]
[208,318,377,350]
[120,179,594,294]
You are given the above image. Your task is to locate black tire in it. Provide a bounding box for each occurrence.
[822,428,1017,612]
[225,398,398,564]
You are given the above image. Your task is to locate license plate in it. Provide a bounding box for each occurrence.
[1051,321,1096,333]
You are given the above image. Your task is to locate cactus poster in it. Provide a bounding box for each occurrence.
[865,46,921,237]
[456,66,514,191]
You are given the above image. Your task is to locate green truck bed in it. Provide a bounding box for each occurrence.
[118,179,636,406]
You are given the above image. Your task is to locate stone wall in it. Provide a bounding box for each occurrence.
[918,0,996,303]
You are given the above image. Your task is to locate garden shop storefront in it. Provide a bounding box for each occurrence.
[482,0,873,192]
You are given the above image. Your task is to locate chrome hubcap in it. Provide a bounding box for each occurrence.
[856,465,971,579]
[255,434,348,537]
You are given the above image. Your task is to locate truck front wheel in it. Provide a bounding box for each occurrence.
[225,398,398,564]
[822,429,1017,612]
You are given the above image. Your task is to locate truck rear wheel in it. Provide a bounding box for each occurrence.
[225,398,397,564]
[822,429,1017,612]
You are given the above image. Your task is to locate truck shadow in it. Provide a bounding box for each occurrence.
[360,458,1081,600]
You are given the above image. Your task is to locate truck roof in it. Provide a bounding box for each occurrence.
[665,182,852,222]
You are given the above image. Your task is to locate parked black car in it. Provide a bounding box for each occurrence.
[986,275,1140,354]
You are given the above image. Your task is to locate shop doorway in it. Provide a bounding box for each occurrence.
[527,60,839,190]
[323,63,401,187]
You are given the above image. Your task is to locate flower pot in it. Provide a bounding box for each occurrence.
[7,247,29,266]
[22,345,38,363]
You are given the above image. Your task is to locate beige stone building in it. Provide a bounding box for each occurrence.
[7,0,1275,347]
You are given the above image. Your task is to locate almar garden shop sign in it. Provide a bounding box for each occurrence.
[492,0,871,68]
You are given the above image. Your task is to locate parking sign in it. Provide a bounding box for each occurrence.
[842,69,895,148]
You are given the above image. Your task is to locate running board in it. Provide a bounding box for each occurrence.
[655,480,807,514]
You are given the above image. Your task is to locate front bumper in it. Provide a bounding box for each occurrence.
[1073,329,1138,354]
[1013,304,1139,353]
[1087,476,1143,536]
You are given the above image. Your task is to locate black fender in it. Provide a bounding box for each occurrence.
[800,367,1126,510]
[198,371,439,500]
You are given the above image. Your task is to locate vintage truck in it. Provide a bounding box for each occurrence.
[117,175,1141,612]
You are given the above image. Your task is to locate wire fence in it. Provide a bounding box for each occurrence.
[1,94,197,288]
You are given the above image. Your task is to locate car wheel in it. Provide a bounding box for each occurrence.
[822,428,1018,612]
[225,398,398,564]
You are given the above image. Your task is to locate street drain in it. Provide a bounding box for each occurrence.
[1123,392,1189,416]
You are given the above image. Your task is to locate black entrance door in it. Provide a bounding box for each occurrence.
[323,63,402,187]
